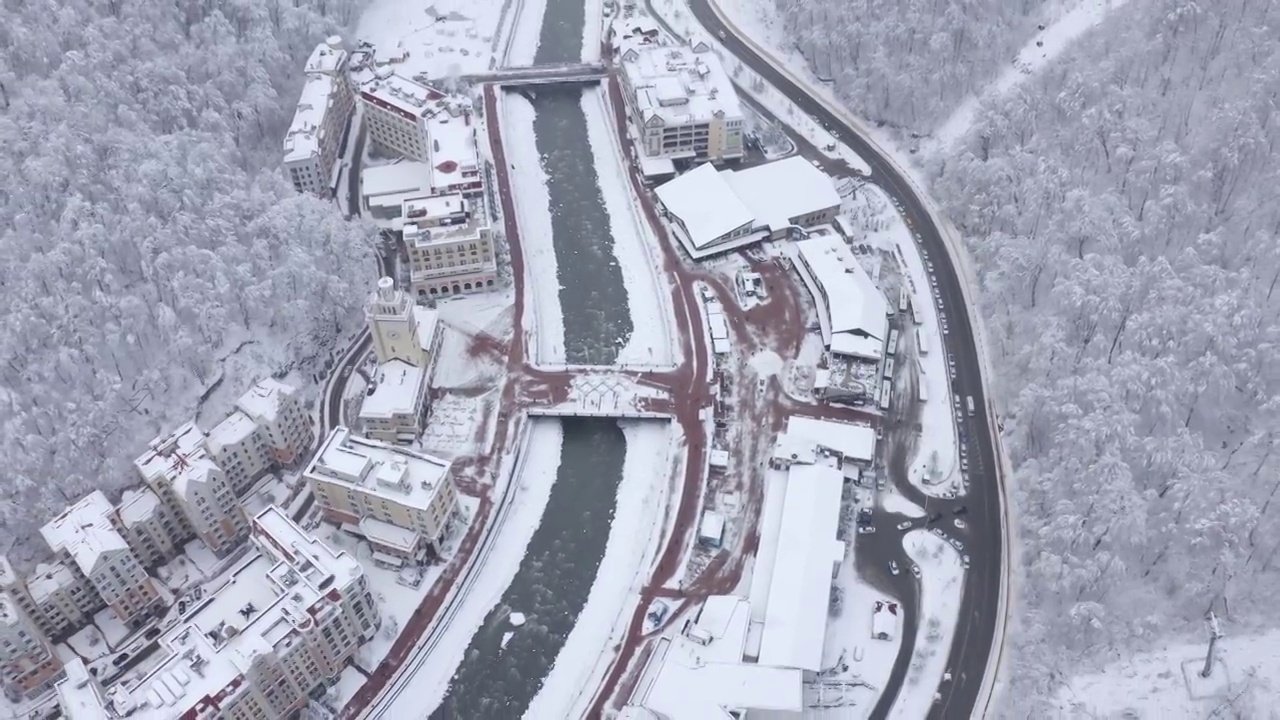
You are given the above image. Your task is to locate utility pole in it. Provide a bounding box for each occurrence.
[1201,611,1223,678]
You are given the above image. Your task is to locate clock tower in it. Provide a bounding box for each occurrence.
[366,277,426,365]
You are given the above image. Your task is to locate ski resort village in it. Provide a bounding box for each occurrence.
[2,1,997,719]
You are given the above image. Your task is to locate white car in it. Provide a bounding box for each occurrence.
[950,538,965,551]
[910,564,921,578]
[897,520,913,531]
[889,561,900,575]
[962,555,971,569]
[954,518,967,530]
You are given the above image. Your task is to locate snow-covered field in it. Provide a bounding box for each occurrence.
[356,0,509,78]
[580,87,679,368]
[1055,627,1280,717]
[401,419,564,714]
[504,0,546,65]
[526,420,675,717]
[926,0,1133,155]
[499,93,567,366]
[892,530,964,718]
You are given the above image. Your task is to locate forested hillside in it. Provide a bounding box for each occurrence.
[772,0,1049,131]
[0,0,377,551]
[931,0,1280,709]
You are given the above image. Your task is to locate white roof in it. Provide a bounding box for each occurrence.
[304,38,347,76]
[40,491,129,576]
[358,517,420,552]
[709,449,730,468]
[654,163,753,249]
[206,411,260,452]
[306,427,452,512]
[362,161,433,200]
[26,562,78,604]
[283,72,341,163]
[103,508,362,719]
[698,511,726,543]
[235,379,298,425]
[403,193,466,222]
[56,659,111,719]
[360,74,444,120]
[621,42,742,128]
[830,332,884,361]
[134,422,207,484]
[693,596,751,662]
[413,306,441,354]
[118,488,162,527]
[757,463,845,671]
[794,234,889,343]
[359,360,426,419]
[726,156,839,232]
[778,415,877,464]
[425,112,479,189]
[172,457,225,501]
[0,554,16,588]
[635,636,802,720]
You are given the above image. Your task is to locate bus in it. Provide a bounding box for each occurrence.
[898,287,909,314]
[887,329,900,357]
[880,383,892,411]
[883,358,894,380]
[966,396,976,417]
[918,382,928,403]
[911,303,924,326]
[916,327,929,355]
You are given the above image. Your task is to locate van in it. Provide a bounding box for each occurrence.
[966,396,976,417]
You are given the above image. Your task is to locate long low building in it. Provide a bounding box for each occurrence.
[789,232,889,359]
[654,156,841,259]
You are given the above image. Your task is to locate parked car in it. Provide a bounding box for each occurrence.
[954,518,967,530]
[889,561,900,575]
[953,505,969,515]
[962,555,971,569]
[897,520,914,531]
[857,525,877,535]
[927,512,943,524]
[950,538,965,551]
[910,564,921,578]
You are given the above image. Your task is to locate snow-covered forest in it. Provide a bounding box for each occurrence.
[772,0,1050,130]
[0,0,377,551]
[922,0,1280,709]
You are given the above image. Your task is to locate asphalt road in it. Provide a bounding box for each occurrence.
[686,3,1005,717]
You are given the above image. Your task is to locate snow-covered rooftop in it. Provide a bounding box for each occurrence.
[306,427,452,511]
[830,332,884,361]
[304,37,348,76]
[403,193,466,223]
[172,457,225,502]
[654,163,753,249]
[358,360,426,419]
[793,233,889,344]
[0,554,16,588]
[56,659,110,719]
[413,306,441,356]
[360,74,445,120]
[358,517,420,553]
[425,111,479,189]
[134,421,207,484]
[757,462,845,671]
[775,415,877,465]
[26,562,78,604]
[235,378,298,425]
[362,161,433,205]
[283,72,342,163]
[621,42,742,129]
[40,491,129,576]
[403,203,487,250]
[206,411,260,453]
[727,156,841,233]
[96,508,361,719]
[631,633,802,719]
[117,488,162,528]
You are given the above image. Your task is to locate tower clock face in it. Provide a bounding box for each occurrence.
[388,330,400,339]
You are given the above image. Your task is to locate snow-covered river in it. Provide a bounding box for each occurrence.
[433,0,638,715]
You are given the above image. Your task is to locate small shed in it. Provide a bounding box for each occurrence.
[709,449,730,470]
[698,511,726,548]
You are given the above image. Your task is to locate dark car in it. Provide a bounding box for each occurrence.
[927,512,943,524]
[953,505,969,515]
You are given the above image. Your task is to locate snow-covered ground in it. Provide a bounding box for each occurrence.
[396,419,564,714]
[580,87,679,368]
[421,393,500,458]
[526,420,675,717]
[926,0,1133,155]
[648,0,871,175]
[1055,627,1280,717]
[582,0,604,62]
[504,0,546,65]
[891,530,964,718]
[499,93,567,366]
[318,496,478,685]
[356,0,509,79]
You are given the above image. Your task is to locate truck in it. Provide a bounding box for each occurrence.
[966,395,976,417]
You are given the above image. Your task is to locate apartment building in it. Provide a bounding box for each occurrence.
[173,458,249,557]
[618,40,745,167]
[403,194,498,298]
[306,427,459,565]
[0,592,63,701]
[235,378,313,465]
[116,488,183,568]
[39,492,162,629]
[284,36,356,196]
[54,507,378,720]
[21,562,101,639]
[360,74,482,195]
[358,361,428,445]
[361,278,443,443]
[205,411,271,496]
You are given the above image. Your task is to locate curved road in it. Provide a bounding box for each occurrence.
[685,3,1005,717]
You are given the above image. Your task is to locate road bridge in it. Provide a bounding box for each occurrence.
[463,62,609,88]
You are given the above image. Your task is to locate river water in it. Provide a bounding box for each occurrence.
[432,0,637,716]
